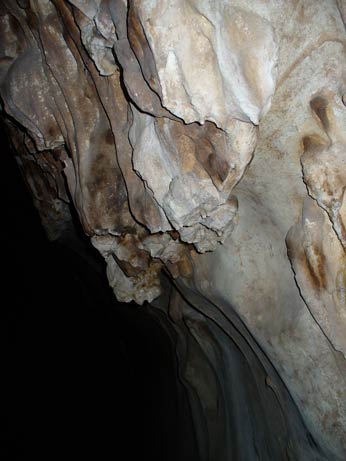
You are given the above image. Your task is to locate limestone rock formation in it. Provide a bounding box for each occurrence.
[1,1,346,459]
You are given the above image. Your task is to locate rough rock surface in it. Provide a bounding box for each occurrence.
[1,1,346,459]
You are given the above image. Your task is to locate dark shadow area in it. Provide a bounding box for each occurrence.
[0,124,186,460]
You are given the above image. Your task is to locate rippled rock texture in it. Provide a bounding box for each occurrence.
[1,1,346,459]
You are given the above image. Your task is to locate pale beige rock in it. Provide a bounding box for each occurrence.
[133,0,278,127]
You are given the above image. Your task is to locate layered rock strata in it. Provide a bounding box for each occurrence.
[1,1,346,459]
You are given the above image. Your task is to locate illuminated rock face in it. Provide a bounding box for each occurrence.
[1,1,346,459]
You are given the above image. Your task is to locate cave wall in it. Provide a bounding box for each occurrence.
[1,1,346,459]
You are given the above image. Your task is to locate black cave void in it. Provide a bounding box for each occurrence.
[1,123,197,461]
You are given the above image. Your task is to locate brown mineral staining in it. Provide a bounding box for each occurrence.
[302,135,325,152]
[207,152,230,183]
[127,9,145,60]
[113,254,142,277]
[165,261,180,279]
[105,129,114,145]
[176,135,196,173]
[310,96,330,130]
[168,230,180,241]
[336,268,346,309]
[48,125,59,138]
[304,245,327,291]
[26,9,38,31]
[177,255,193,278]
[118,233,150,271]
